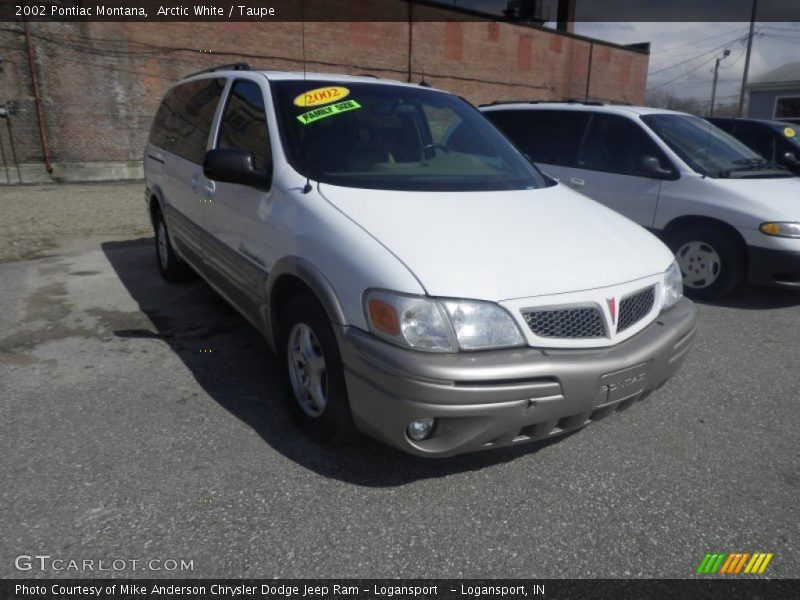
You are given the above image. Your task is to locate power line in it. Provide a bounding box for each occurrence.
[655,27,749,55]
[649,35,746,75]
[647,54,720,91]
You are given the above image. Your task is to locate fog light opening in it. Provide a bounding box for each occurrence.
[407,417,437,441]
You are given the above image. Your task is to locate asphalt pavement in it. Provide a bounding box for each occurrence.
[1,240,798,578]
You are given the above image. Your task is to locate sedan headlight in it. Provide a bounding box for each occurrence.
[364,290,525,352]
[662,260,683,309]
[759,222,800,238]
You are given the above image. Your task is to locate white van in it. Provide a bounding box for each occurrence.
[144,66,696,457]
[481,102,800,299]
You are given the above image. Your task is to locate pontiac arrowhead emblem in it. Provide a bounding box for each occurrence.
[606,297,617,325]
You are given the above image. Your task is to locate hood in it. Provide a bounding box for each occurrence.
[318,182,674,301]
[710,176,800,220]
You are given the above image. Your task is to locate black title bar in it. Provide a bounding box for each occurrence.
[2,579,799,600]
[2,0,800,23]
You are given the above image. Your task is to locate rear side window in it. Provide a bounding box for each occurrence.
[149,78,225,164]
[732,123,776,162]
[216,80,272,172]
[485,109,590,167]
[578,113,671,177]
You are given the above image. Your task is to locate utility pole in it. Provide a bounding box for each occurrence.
[710,49,731,116]
[737,0,758,117]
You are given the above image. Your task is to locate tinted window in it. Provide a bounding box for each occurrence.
[270,81,546,192]
[578,113,672,177]
[149,78,225,164]
[217,80,272,172]
[485,110,590,167]
[732,123,775,162]
[708,119,735,133]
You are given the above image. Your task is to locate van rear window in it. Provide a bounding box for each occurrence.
[150,78,225,164]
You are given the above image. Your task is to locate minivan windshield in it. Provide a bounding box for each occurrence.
[641,113,792,178]
[270,80,546,191]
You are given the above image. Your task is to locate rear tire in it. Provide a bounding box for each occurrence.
[153,208,195,283]
[277,293,356,445]
[668,226,745,300]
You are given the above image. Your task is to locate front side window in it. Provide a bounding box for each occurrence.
[578,113,672,177]
[642,113,791,178]
[217,80,272,172]
[270,81,546,191]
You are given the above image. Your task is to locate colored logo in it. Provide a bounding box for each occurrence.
[784,127,796,138]
[606,297,616,325]
[696,552,773,575]
[293,86,350,107]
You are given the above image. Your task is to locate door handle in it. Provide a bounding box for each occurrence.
[202,180,216,197]
[190,173,201,192]
[569,177,585,187]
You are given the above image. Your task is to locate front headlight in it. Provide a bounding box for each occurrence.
[442,299,526,350]
[364,291,525,352]
[759,222,800,238]
[662,260,683,309]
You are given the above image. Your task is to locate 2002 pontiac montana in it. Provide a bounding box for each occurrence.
[144,65,697,457]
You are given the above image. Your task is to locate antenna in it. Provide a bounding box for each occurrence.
[300,0,312,194]
[701,118,712,179]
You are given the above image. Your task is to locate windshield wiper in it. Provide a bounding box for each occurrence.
[719,158,788,177]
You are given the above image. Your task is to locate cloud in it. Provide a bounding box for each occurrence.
[575,21,800,101]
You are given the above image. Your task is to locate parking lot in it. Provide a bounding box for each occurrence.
[1,184,798,579]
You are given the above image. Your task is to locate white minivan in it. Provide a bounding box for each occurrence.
[144,66,696,457]
[481,102,800,299]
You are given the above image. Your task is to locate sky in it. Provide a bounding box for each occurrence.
[444,2,800,106]
[574,21,800,105]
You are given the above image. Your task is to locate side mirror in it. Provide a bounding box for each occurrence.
[203,149,270,189]
[779,151,799,167]
[638,155,674,179]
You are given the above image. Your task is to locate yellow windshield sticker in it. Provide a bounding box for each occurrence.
[784,127,796,138]
[297,100,362,125]
[293,86,350,107]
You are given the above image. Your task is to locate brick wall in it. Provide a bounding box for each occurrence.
[0,13,648,182]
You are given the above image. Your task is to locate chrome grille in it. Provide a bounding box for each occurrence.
[617,286,655,332]
[522,306,605,339]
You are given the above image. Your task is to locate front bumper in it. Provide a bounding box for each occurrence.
[339,298,697,457]
[748,246,800,288]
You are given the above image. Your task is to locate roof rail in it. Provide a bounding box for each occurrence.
[562,98,604,106]
[184,62,251,78]
[478,100,539,107]
[478,99,605,107]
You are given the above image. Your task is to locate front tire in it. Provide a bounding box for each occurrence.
[277,293,356,445]
[669,226,745,300]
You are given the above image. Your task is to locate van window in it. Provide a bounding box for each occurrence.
[484,110,590,167]
[270,81,546,192]
[578,113,671,177]
[732,123,775,163]
[217,80,271,172]
[149,78,225,164]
